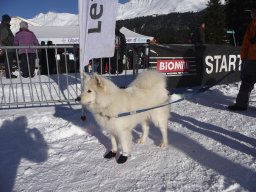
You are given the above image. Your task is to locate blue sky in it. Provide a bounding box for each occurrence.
[0,0,129,19]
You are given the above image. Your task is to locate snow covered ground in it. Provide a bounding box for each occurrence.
[0,81,256,192]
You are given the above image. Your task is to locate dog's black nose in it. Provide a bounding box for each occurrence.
[75,96,81,102]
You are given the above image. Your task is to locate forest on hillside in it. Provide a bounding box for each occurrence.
[117,12,205,44]
[117,0,255,45]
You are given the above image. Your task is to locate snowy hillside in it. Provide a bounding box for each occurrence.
[9,0,225,36]
[28,0,221,26]
[117,0,225,20]
[117,0,209,20]
[31,12,79,26]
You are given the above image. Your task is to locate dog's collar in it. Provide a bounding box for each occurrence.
[98,112,116,119]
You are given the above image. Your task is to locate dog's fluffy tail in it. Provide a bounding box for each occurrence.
[128,70,167,90]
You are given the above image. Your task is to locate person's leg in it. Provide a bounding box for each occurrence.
[20,54,29,77]
[228,60,256,111]
[110,56,117,74]
[28,53,36,77]
[235,81,253,107]
[4,51,16,78]
[117,58,123,74]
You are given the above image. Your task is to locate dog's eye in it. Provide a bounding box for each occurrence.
[87,90,92,93]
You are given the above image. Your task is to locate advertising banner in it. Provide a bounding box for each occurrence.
[78,0,118,71]
[149,44,241,88]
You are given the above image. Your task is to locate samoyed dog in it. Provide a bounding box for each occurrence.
[80,70,170,163]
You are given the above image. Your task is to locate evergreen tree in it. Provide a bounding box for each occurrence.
[204,0,226,44]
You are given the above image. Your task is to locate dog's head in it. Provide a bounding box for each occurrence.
[80,72,117,108]
[80,72,103,106]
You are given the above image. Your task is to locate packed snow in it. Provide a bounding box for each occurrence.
[2,0,255,191]
[0,79,255,192]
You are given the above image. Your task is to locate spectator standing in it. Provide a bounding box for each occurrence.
[187,32,195,44]
[0,14,17,78]
[228,8,256,111]
[46,41,57,74]
[14,21,39,78]
[39,41,57,75]
[111,27,126,74]
[195,22,206,45]
[39,41,47,75]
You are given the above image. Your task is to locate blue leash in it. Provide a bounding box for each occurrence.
[117,102,171,117]
[117,90,201,118]
[117,93,189,118]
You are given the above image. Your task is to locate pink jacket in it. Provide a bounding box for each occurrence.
[14,29,39,54]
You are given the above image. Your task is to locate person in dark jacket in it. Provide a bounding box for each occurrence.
[187,32,195,44]
[111,27,126,74]
[195,22,206,45]
[0,14,17,78]
[228,8,256,111]
[14,21,39,78]
[46,41,57,74]
[39,41,47,75]
[40,40,57,75]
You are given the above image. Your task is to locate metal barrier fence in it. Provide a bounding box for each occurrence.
[0,44,150,109]
[0,45,81,109]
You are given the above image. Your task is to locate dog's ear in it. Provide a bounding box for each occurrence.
[94,74,104,88]
[81,71,91,82]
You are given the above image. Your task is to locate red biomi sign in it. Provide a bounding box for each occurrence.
[157,59,189,73]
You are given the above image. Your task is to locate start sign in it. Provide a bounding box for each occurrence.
[157,59,189,73]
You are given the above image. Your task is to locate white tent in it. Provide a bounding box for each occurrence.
[120,27,153,44]
[28,26,152,44]
[29,26,79,44]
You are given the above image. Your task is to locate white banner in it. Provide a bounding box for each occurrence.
[79,0,118,71]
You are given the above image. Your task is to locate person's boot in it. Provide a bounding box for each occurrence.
[228,104,247,111]
[6,74,17,79]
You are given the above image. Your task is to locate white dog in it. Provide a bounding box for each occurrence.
[80,70,170,163]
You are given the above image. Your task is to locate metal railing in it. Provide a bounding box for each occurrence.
[0,44,150,109]
[0,45,81,109]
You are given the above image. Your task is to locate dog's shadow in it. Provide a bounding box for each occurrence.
[74,108,163,157]
[132,122,163,146]
[54,105,164,158]
[53,105,112,152]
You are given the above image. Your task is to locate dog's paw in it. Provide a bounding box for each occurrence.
[159,142,168,148]
[117,155,128,164]
[137,138,145,144]
[104,151,116,159]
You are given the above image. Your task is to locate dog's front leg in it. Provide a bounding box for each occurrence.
[117,131,132,164]
[110,135,118,152]
[104,135,117,159]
